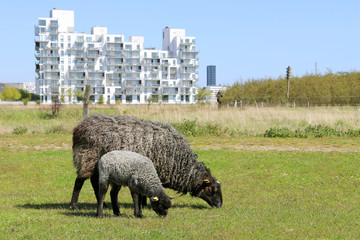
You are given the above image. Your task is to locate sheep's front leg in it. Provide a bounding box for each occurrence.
[130,189,144,218]
[96,182,108,218]
[110,184,121,216]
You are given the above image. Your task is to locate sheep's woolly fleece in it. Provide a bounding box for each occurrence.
[98,150,164,198]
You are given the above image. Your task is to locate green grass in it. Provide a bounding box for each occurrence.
[1,135,360,239]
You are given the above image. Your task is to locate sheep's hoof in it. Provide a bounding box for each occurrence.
[114,212,121,217]
[69,203,79,211]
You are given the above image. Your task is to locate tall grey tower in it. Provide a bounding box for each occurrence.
[207,65,216,86]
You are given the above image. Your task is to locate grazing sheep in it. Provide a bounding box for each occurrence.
[70,114,223,210]
[97,151,172,218]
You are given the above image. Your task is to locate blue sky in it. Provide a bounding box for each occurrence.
[1,0,359,87]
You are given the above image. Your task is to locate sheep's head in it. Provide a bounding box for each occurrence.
[150,194,172,217]
[194,176,223,208]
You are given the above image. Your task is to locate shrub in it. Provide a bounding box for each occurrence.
[264,127,294,138]
[263,125,360,138]
[22,98,29,106]
[13,126,28,135]
[171,119,226,137]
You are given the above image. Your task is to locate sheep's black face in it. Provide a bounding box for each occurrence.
[150,194,172,217]
[197,177,223,208]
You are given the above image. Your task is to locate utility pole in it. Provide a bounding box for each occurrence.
[286,66,291,100]
[83,84,91,118]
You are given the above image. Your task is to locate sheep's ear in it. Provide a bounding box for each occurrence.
[151,197,159,202]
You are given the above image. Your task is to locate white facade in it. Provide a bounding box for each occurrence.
[35,9,199,104]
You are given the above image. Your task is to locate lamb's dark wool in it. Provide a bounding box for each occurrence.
[71,114,223,209]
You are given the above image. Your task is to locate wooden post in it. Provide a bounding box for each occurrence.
[83,84,91,118]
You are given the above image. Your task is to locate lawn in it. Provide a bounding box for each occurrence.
[0,135,359,239]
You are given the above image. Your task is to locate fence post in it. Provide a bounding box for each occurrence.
[83,84,91,118]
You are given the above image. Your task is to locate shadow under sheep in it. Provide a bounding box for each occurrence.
[17,201,208,217]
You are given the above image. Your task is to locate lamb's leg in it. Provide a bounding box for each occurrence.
[70,177,86,210]
[110,184,121,216]
[130,189,144,218]
[96,182,108,218]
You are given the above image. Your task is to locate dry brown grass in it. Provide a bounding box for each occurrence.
[0,104,359,135]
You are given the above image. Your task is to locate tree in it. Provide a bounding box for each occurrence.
[97,95,104,104]
[196,88,212,100]
[2,86,21,101]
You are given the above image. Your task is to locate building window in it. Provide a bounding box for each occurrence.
[115,37,121,43]
[86,37,92,42]
[76,36,84,42]
[68,36,71,41]
[39,20,46,26]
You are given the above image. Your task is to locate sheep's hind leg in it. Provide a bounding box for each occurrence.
[70,177,86,210]
[110,184,122,216]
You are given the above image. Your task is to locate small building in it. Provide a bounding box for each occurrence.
[205,85,227,103]
[23,82,36,94]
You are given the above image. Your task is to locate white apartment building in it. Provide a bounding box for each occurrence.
[35,8,199,104]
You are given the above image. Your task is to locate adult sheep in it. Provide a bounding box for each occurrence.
[70,114,223,210]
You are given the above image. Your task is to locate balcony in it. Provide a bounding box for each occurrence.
[88,76,104,80]
[143,60,160,66]
[75,53,85,58]
[106,54,123,58]
[180,47,199,53]
[86,59,96,65]
[35,53,60,58]
[87,53,100,58]
[162,89,178,95]
[106,46,123,51]
[41,60,60,65]
[43,68,60,72]
[75,60,86,65]
[145,80,160,87]
[69,76,85,80]
[69,68,85,73]
[107,61,123,66]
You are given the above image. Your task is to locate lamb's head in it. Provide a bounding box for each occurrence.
[150,193,172,217]
[194,176,223,208]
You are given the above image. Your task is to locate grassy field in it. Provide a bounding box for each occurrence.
[1,106,360,239]
[1,134,360,239]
